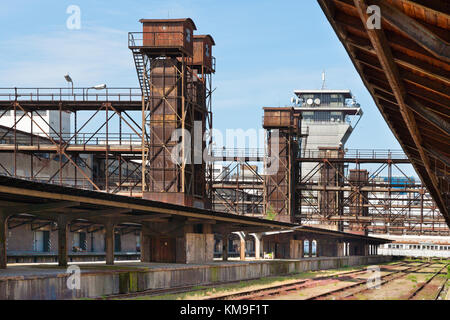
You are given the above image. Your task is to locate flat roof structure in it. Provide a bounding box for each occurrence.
[317,0,449,226]
[0,176,296,232]
[294,89,353,98]
[0,175,390,244]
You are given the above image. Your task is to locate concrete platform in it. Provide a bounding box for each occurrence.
[0,255,392,299]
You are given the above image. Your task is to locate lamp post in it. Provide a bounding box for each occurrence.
[86,84,107,100]
[64,74,73,95]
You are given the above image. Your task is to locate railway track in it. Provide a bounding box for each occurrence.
[307,262,432,300]
[206,262,411,300]
[97,277,255,300]
[99,262,407,300]
[406,264,449,300]
[434,279,449,300]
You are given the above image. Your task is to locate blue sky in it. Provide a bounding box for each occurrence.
[0,0,417,177]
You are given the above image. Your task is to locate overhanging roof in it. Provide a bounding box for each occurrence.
[0,176,296,232]
[317,0,449,226]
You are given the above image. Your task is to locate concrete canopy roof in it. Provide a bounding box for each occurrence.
[0,176,296,233]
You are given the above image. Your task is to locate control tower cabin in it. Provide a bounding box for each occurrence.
[294,89,362,180]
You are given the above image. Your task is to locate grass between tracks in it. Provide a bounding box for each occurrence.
[115,261,402,300]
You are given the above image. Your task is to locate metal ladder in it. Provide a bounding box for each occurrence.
[131,48,150,100]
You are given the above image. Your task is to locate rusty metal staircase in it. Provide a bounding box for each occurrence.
[128,33,150,100]
[130,48,150,100]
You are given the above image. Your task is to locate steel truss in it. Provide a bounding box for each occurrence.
[0,89,145,196]
[210,148,449,236]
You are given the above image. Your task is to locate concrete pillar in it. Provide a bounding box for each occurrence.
[105,222,115,265]
[0,214,8,269]
[234,232,246,261]
[57,217,69,267]
[251,233,262,259]
[222,233,229,261]
[140,224,151,263]
[240,237,246,261]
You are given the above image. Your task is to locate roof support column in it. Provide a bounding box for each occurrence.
[250,233,262,260]
[57,216,69,267]
[222,233,229,261]
[140,223,151,263]
[234,231,246,261]
[0,213,9,269]
[105,222,115,265]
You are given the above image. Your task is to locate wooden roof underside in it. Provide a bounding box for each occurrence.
[317,0,449,225]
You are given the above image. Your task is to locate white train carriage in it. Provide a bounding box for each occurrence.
[378,242,450,258]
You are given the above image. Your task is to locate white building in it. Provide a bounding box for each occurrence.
[293,89,362,180]
[1,110,71,139]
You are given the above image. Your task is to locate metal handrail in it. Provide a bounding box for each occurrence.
[211,148,266,158]
[0,132,141,146]
[300,149,408,159]
[210,148,407,160]
[0,87,142,102]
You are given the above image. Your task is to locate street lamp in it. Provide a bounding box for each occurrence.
[64,74,73,95]
[86,84,107,100]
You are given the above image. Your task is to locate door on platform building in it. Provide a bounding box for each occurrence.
[150,236,176,263]
[275,243,286,259]
[33,231,50,252]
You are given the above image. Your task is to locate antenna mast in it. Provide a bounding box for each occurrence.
[321,70,326,89]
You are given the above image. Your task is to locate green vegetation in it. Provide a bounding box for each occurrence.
[407,275,417,283]
[264,205,277,221]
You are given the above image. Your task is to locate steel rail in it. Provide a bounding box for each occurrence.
[205,262,410,300]
[305,262,432,300]
[406,263,449,300]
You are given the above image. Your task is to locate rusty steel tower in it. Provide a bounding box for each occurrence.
[263,107,302,223]
[128,18,214,208]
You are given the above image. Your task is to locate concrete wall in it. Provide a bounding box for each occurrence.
[7,225,35,251]
[121,233,139,252]
[289,240,303,259]
[185,233,214,264]
[0,255,392,299]
[301,121,352,180]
